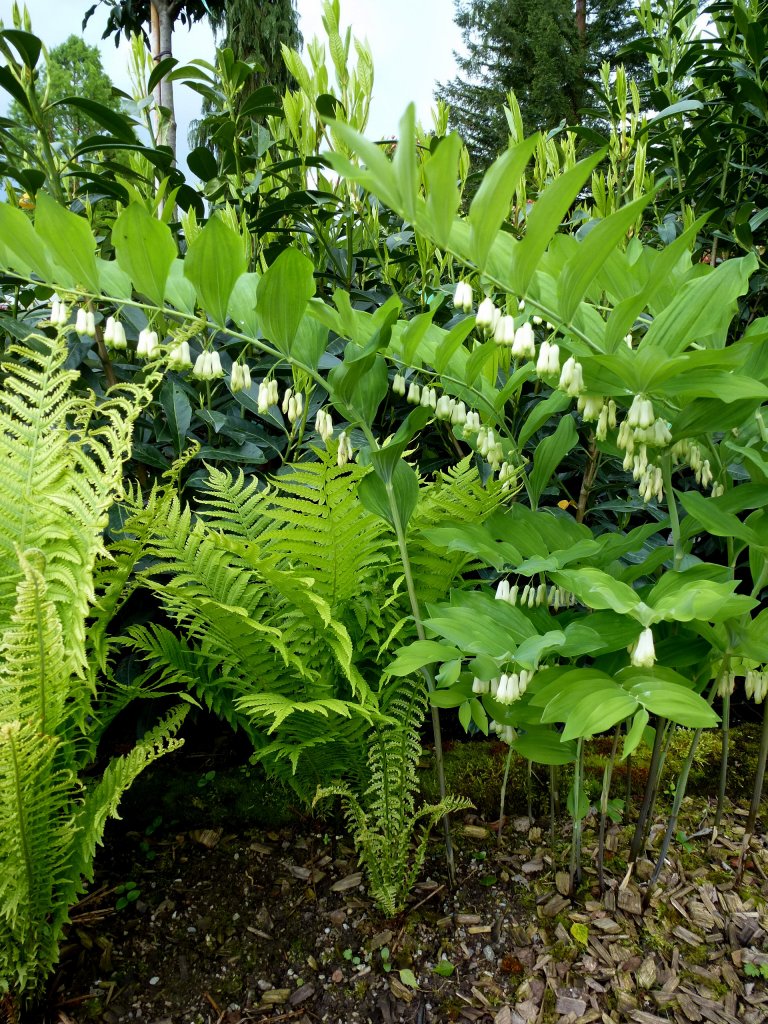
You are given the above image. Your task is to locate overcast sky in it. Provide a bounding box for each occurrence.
[4,1,462,169]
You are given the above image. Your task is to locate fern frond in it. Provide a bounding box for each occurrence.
[0,721,77,994]
[410,456,503,604]
[0,332,143,675]
[0,550,68,736]
[67,705,188,887]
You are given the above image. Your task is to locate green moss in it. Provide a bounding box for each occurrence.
[419,740,547,819]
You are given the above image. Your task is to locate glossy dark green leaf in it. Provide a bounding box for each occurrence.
[512,726,577,765]
[358,459,419,531]
[528,414,578,508]
[159,378,193,456]
[468,136,538,270]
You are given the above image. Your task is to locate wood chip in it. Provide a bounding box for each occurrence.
[637,957,657,990]
[593,917,622,934]
[673,925,702,946]
[617,888,643,915]
[189,828,222,849]
[463,824,490,839]
[260,989,291,1005]
[540,895,570,917]
[330,872,363,892]
[555,994,587,1016]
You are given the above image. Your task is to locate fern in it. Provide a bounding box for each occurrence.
[0,332,186,1007]
[124,449,503,801]
[315,680,473,916]
[409,456,506,605]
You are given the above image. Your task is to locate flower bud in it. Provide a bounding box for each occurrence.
[512,322,535,359]
[407,382,421,405]
[629,626,655,668]
[453,280,473,312]
[476,297,496,334]
[76,307,88,334]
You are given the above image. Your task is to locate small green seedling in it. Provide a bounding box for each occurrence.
[744,963,768,980]
[115,881,140,911]
[380,946,392,972]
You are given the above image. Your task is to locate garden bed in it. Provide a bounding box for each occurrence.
[40,784,768,1024]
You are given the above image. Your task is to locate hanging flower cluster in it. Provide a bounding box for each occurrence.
[453,280,473,313]
[257,378,280,413]
[230,362,252,393]
[167,341,192,369]
[495,579,575,610]
[192,349,223,379]
[75,307,96,337]
[282,387,304,425]
[670,440,723,495]
[489,720,516,744]
[745,667,768,704]
[629,626,656,668]
[49,299,69,326]
[104,315,128,352]
[136,328,160,360]
[472,668,534,705]
[336,430,353,467]
[315,407,334,442]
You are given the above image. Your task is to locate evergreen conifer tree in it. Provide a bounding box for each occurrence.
[437,0,642,166]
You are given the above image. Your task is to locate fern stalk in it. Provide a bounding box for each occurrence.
[385,475,456,886]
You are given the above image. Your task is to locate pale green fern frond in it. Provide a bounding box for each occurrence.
[67,705,188,885]
[313,678,473,915]
[0,550,67,735]
[0,333,143,676]
[0,721,77,995]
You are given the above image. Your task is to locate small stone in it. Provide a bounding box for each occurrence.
[331,969,344,984]
[328,909,346,927]
[148,976,160,986]
[484,944,496,962]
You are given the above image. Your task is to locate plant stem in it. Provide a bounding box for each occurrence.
[575,435,599,524]
[385,476,455,886]
[715,683,730,830]
[598,726,621,892]
[630,716,666,862]
[746,697,768,835]
[549,765,557,856]
[498,742,514,844]
[647,727,702,894]
[569,738,584,895]
[661,454,684,570]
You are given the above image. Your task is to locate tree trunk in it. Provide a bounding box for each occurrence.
[575,0,586,41]
[152,0,177,160]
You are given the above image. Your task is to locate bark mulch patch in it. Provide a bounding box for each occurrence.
[38,801,768,1024]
